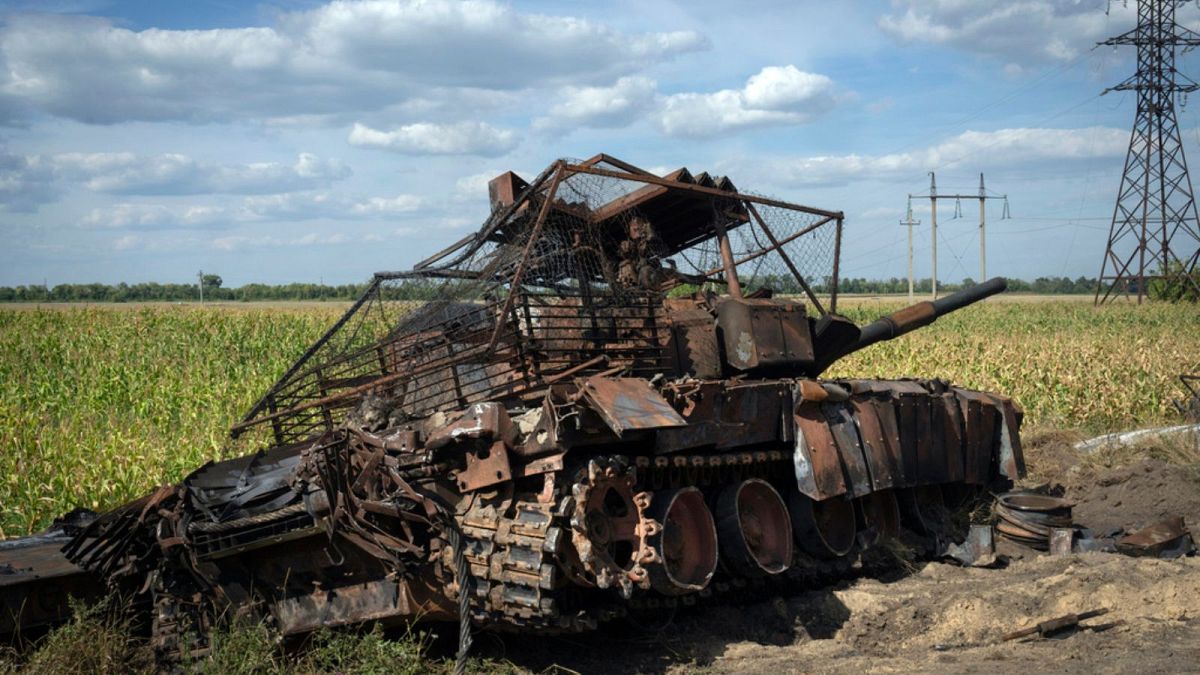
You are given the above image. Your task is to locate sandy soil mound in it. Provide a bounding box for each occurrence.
[1062,459,1200,533]
[707,553,1200,674]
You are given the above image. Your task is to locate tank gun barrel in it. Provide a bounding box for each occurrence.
[812,277,1007,374]
[853,277,1007,353]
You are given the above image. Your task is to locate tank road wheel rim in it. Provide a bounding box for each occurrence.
[717,479,793,576]
[857,490,902,544]
[788,492,856,558]
[897,486,946,536]
[646,487,718,595]
[569,457,657,598]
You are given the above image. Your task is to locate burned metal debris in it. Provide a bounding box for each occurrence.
[994,492,1073,551]
[979,491,1194,559]
[1,154,1025,666]
[1002,608,1113,642]
[1116,517,1195,558]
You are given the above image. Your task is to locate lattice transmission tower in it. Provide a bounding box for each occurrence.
[1096,0,1200,303]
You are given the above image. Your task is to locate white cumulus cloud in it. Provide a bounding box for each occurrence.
[348,121,517,156]
[657,65,838,137]
[533,76,658,133]
[350,195,422,215]
[52,152,350,195]
[0,1,707,125]
[79,203,230,230]
[0,150,58,212]
[533,65,841,138]
[763,126,1128,187]
[878,1,1138,66]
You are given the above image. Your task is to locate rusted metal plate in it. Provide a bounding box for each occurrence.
[957,389,1003,484]
[986,393,1026,480]
[716,383,785,450]
[656,381,787,452]
[272,578,413,635]
[715,298,813,371]
[845,379,927,396]
[955,392,984,485]
[578,377,686,435]
[824,403,871,497]
[850,397,901,491]
[1115,516,1193,557]
[893,393,921,485]
[513,452,565,478]
[922,393,952,484]
[656,382,720,452]
[873,396,906,485]
[793,406,848,500]
[937,393,965,484]
[457,440,513,492]
[426,402,518,451]
[666,306,721,379]
[0,537,85,587]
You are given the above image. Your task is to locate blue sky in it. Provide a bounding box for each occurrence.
[1,0,1197,286]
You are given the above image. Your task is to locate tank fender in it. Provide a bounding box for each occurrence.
[574,376,687,436]
[791,379,1024,500]
[792,383,850,501]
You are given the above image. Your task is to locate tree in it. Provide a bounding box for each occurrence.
[201,274,223,289]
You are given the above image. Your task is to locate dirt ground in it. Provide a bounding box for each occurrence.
[484,435,1200,674]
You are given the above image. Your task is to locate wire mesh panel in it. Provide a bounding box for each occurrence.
[233,155,842,446]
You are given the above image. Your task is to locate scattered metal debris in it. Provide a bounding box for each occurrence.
[994,492,1073,551]
[1002,608,1111,642]
[1116,516,1195,558]
[1049,527,1074,556]
[943,524,1004,567]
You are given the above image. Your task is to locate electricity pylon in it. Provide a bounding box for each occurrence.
[1096,0,1200,304]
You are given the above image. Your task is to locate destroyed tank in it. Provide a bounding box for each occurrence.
[0,154,1024,663]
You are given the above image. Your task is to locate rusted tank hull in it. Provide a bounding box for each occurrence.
[2,375,1020,657]
[1,156,1023,666]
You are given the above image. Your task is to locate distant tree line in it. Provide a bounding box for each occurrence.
[820,276,1101,295]
[0,281,369,303]
[0,274,1112,303]
[0,276,466,303]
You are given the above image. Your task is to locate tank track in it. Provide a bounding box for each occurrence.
[452,448,964,630]
[458,492,609,632]
[150,571,212,667]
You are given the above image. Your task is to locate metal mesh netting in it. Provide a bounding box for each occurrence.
[233,157,843,446]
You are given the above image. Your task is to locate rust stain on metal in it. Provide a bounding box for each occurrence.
[1116,516,1193,557]
[577,377,687,435]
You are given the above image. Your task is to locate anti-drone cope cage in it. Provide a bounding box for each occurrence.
[232,154,845,447]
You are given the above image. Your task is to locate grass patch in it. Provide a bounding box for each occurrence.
[2,605,465,674]
[1,598,149,674]
[297,624,431,675]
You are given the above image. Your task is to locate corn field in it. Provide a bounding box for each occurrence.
[1,300,1198,536]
